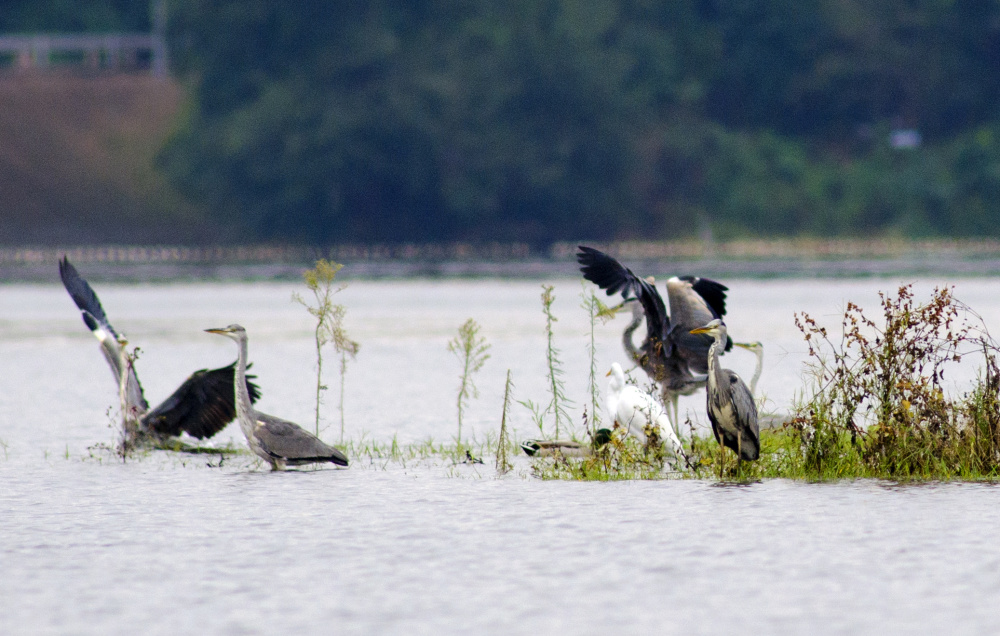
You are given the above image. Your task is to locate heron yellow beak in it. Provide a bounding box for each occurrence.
[605,369,613,376]
[689,326,711,335]
[205,327,227,335]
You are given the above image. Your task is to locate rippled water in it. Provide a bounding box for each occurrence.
[3,276,1000,634]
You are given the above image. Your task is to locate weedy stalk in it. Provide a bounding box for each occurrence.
[778,285,1000,480]
[496,369,514,474]
[293,259,359,440]
[541,285,573,439]
[448,318,491,444]
[580,287,615,435]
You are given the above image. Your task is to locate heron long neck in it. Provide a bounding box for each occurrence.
[233,334,256,437]
[749,349,763,396]
[706,336,726,395]
[622,311,643,361]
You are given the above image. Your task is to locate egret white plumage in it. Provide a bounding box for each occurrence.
[59,257,261,443]
[205,324,348,471]
[689,320,759,461]
[606,362,686,460]
[579,246,732,425]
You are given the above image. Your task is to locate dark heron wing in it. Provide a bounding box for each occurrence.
[59,256,148,412]
[141,362,263,439]
[255,413,349,466]
[577,246,670,347]
[59,256,119,339]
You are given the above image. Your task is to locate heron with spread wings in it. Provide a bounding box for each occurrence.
[59,257,261,444]
[577,246,733,425]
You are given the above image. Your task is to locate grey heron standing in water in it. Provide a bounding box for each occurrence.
[689,319,759,461]
[59,257,261,443]
[205,324,348,470]
[577,246,732,425]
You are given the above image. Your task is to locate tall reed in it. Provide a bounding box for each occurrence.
[448,318,491,444]
[541,285,572,438]
[580,287,618,436]
[293,259,359,438]
[496,369,514,474]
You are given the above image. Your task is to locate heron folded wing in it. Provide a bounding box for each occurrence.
[727,372,760,460]
[254,413,348,465]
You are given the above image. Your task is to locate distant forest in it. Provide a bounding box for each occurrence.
[9,1,1000,244]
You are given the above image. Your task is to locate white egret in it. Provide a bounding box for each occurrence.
[606,362,686,460]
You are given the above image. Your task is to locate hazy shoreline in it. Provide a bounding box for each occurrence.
[5,239,1000,282]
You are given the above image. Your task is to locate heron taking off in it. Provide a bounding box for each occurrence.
[577,245,732,424]
[59,257,261,443]
[689,320,759,461]
[205,324,348,471]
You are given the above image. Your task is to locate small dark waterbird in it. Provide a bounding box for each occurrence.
[205,324,348,471]
[521,429,613,458]
[59,257,261,442]
[577,245,732,424]
[689,319,759,461]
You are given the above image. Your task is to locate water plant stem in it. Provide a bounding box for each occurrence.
[541,284,571,439]
[497,369,514,474]
[448,318,491,444]
[292,259,359,438]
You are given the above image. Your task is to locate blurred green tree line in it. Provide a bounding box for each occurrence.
[9,0,1000,243]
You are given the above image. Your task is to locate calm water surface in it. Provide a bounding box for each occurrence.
[3,277,1000,634]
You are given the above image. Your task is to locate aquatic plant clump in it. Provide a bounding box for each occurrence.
[785,285,1000,479]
